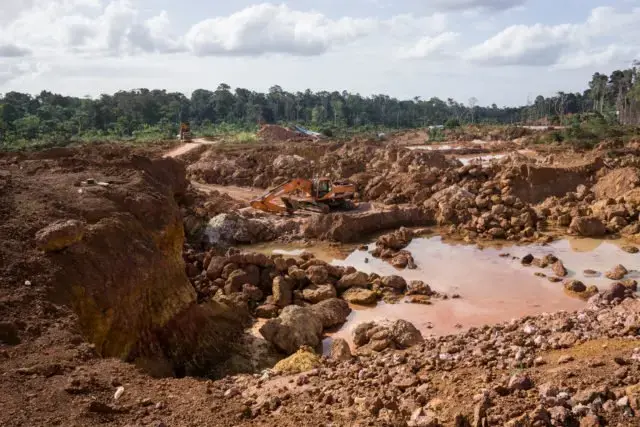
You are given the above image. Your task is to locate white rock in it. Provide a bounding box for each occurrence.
[617,396,629,407]
[114,386,125,400]
[224,387,239,398]
[572,404,589,416]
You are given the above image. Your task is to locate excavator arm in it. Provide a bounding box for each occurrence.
[250,178,313,214]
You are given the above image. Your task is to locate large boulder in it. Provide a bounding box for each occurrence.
[353,319,423,352]
[376,227,414,251]
[259,306,323,355]
[564,280,586,293]
[206,256,227,280]
[35,219,85,252]
[330,338,353,361]
[431,185,474,206]
[302,284,337,303]
[381,275,407,291]
[303,205,435,243]
[308,298,351,329]
[272,276,293,307]
[272,347,321,374]
[203,213,274,246]
[306,265,329,284]
[605,264,628,280]
[552,261,568,277]
[225,269,253,294]
[342,288,377,305]
[604,282,628,301]
[273,154,309,170]
[406,280,433,296]
[336,271,369,291]
[392,319,424,348]
[569,216,606,237]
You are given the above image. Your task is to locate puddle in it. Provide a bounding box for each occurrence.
[249,235,639,352]
[457,153,507,165]
[455,149,537,166]
[246,241,356,263]
[407,144,464,151]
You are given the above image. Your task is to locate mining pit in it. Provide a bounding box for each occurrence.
[2,132,640,426]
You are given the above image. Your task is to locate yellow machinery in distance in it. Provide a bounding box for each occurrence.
[179,122,192,142]
[250,178,357,214]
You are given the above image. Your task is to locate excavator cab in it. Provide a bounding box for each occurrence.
[314,178,331,198]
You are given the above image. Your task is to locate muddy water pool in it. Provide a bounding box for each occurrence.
[455,149,536,166]
[249,236,639,350]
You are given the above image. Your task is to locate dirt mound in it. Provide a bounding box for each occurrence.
[257,125,306,142]
[593,167,640,200]
[506,158,604,204]
[0,146,245,378]
[188,140,456,202]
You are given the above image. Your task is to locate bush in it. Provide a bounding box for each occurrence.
[232,132,258,143]
[445,118,461,129]
[320,128,333,137]
[428,128,445,142]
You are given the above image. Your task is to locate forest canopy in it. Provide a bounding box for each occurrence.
[1,66,639,147]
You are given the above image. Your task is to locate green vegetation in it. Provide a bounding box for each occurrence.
[427,127,445,142]
[445,118,461,129]
[1,66,640,150]
[530,113,640,149]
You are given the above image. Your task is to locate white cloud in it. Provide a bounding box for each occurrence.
[3,2,448,58]
[2,0,184,56]
[398,32,460,59]
[556,45,640,71]
[185,3,377,56]
[431,0,526,11]
[464,6,640,67]
[384,13,448,37]
[0,44,31,58]
[464,23,573,66]
[0,61,43,86]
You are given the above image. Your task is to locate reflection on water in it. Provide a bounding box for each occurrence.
[455,149,537,166]
[249,235,638,350]
[246,241,355,263]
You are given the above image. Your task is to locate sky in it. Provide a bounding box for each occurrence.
[1,0,639,106]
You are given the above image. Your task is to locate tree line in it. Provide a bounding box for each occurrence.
[1,65,639,146]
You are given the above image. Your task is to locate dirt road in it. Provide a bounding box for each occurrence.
[163,138,218,158]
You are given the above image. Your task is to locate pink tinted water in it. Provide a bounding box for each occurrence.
[250,236,638,350]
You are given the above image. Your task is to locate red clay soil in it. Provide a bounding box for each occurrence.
[3,142,640,427]
[257,125,302,142]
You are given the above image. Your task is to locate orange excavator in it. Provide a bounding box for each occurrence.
[250,178,357,214]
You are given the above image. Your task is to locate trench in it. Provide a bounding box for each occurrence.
[248,234,639,353]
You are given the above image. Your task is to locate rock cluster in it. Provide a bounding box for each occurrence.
[183,248,448,352]
[371,227,417,269]
[214,290,639,426]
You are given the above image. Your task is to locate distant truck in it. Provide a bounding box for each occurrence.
[179,122,192,142]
